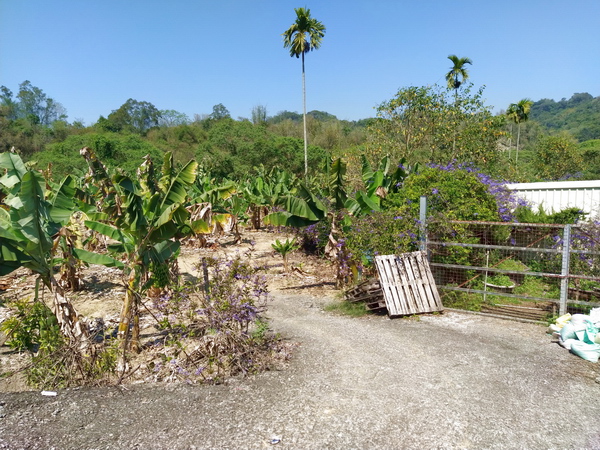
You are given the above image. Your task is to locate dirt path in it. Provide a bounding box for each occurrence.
[1,286,599,449]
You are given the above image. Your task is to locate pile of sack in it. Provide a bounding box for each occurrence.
[548,308,600,363]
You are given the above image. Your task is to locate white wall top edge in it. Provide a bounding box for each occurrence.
[507,180,600,190]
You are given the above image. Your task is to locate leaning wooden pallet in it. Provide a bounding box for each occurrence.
[374,251,444,317]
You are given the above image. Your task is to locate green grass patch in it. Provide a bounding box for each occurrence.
[324,300,371,317]
[442,291,484,311]
[514,275,559,299]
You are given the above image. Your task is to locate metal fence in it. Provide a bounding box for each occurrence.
[425,219,600,322]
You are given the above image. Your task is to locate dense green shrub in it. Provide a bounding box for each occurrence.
[342,208,419,269]
[513,205,587,224]
[31,132,164,179]
[382,165,505,221]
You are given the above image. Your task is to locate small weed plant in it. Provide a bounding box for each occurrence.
[1,298,118,389]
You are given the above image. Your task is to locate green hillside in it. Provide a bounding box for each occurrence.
[530,93,600,141]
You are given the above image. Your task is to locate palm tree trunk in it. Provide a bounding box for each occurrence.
[452,88,458,154]
[302,51,308,178]
[516,123,521,165]
[508,123,513,159]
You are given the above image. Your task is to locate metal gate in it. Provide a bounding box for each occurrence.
[425,220,600,321]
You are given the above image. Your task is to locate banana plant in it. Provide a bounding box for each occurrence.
[242,166,297,229]
[263,156,419,256]
[191,175,240,239]
[76,148,208,356]
[263,181,328,227]
[0,152,93,351]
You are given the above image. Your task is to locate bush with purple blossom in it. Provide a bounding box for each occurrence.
[146,248,290,384]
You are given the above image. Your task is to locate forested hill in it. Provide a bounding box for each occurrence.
[530,93,600,141]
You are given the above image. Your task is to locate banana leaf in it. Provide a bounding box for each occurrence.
[0,152,27,192]
[142,240,180,266]
[0,241,30,276]
[12,171,55,255]
[72,248,124,268]
[84,220,129,244]
[50,175,77,224]
[263,211,317,228]
[190,218,210,234]
[160,159,198,208]
[147,221,179,243]
[329,158,348,210]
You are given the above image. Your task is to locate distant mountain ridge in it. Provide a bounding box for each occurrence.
[530,92,600,141]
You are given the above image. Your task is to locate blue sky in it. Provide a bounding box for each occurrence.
[1,0,599,125]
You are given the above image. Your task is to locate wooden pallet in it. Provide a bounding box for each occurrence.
[345,279,386,311]
[375,252,444,316]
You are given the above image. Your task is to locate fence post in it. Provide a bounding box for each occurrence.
[419,196,427,254]
[559,225,572,316]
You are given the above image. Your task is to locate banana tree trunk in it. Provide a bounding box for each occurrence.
[49,277,92,353]
[118,265,142,353]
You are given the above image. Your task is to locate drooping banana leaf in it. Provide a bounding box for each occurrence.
[0,240,30,276]
[346,191,381,216]
[190,218,210,234]
[147,221,179,243]
[84,220,129,244]
[284,195,323,222]
[295,184,327,218]
[141,240,180,266]
[263,211,317,228]
[72,248,124,268]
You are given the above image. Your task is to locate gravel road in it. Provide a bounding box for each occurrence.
[1,291,599,449]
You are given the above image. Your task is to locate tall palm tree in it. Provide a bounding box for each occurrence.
[507,98,533,165]
[283,7,326,177]
[445,55,472,153]
[446,55,473,98]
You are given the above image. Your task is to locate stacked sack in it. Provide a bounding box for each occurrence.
[548,308,600,363]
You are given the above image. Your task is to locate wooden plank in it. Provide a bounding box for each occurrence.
[377,255,398,315]
[347,293,384,303]
[414,251,444,312]
[396,255,419,315]
[376,255,402,315]
[402,253,426,313]
[391,255,409,314]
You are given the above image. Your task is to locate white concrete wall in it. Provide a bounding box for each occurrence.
[507,180,600,218]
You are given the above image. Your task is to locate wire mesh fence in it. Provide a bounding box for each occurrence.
[426,220,600,322]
